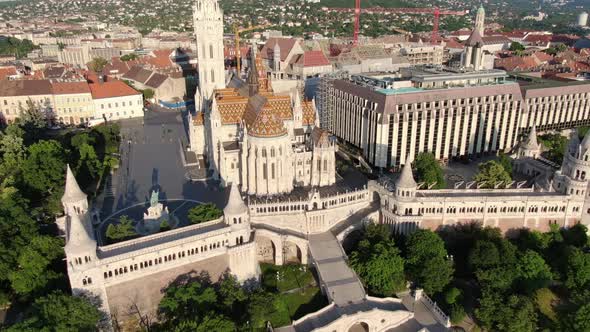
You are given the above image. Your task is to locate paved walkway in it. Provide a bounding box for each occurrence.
[308,232,365,306]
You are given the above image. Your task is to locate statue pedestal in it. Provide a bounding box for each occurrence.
[141,203,170,234]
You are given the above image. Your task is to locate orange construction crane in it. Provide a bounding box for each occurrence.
[233,24,268,74]
[329,6,466,45]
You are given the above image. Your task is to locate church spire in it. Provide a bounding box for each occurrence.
[247,44,259,96]
[475,5,485,36]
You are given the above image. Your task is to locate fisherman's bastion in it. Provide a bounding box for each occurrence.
[60,0,590,331]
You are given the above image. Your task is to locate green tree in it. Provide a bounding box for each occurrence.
[509,41,526,52]
[0,195,38,291]
[76,143,102,184]
[120,53,138,61]
[476,292,537,332]
[8,236,63,296]
[538,133,568,164]
[6,292,103,332]
[565,247,590,291]
[158,281,218,328]
[247,289,287,329]
[105,215,137,243]
[17,99,49,144]
[22,140,66,195]
[444,287,461,305]
[468,240,501,271]
[142,88,155,100]
[414,152,446,189]
[562,223,589,248]
[498,153,512,175]
[473,160,512,188]
[88,57,108,73]
[516,250,552,293]
[217,274,247,310]
[572,303,590,332]
[350,236,406,296]
[195,314,235,332]
[160,219,171,232]
[187,203,223,224]
[0,131,25,192]
[405,229,453,294]
[0,37,39,59]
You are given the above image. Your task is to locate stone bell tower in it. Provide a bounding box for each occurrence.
[193,0,226,101]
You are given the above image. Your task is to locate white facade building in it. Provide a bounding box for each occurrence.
[89,81,144,121]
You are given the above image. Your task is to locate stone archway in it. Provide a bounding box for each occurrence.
[348,322,369,332]
[256,236,277,264]
[283,240,303,264]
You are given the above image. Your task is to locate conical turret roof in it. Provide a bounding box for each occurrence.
[523,126,540,150]
[224,184,248,216]
[396,159,417,188]
[62,165,87,204]
[65,212,96,251]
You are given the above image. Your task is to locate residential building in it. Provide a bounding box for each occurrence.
[0,80,53,123]
[122,66,186,103]
[89,81,143,121]
[52,81,95,125]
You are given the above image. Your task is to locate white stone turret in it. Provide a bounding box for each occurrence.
[193,0,225,99]
[62,164,88,216]
[555,130,590,200]
[519,126,541,158]
[395,158,417,201]
[224,183,249,229]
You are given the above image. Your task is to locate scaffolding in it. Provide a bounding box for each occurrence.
[317,71,348,132]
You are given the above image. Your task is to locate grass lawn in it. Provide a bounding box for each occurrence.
[259,263,328,328]
[261,263,313,293]
[534,287,559,322]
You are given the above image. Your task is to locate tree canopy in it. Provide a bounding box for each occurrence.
[473,160,512,188]
[187,203,223,224]
[414,152,446,189]
[349,224,406,296]
[106,215,137,243]
[405,229,453,294]
[88,57,108,73]
[6,292,103,332]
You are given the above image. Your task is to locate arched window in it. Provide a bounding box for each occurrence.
[211,69,215,83]
[210,44,214,59]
